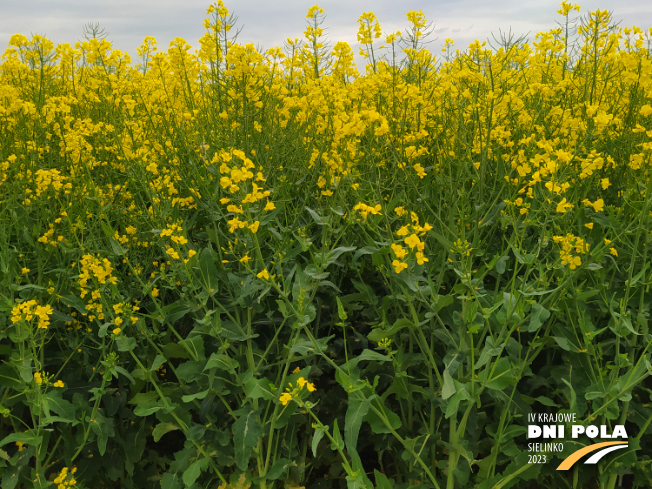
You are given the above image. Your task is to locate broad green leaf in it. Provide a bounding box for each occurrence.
[178,335,205,361]
[232,407,263,470]
[133,398,167,417]
[116,335,137,352]
[198,248,220,291]
[495,255,509,274]
[181,390,209,403]
[266,457,290,480]
[312,426,327,457]
[484,357,514,391]
[182,457,209,487]
[204,353,238,373]
[534,396,560,407]
[324,246,356,266]
[244,376,274,401]
[148,354,166,372]
[345,394,375,463]
[475,338,504,370]
[0,430,42,447]
[445,384,473,419]
[42,390,75,422]
[161,473,182,489]
[364,402,402,434]
[374,469,393,489]
[348,350,391,370]
[114,366,135,384]
[153,422,180,442]
[88,410,114,456]
[527,303,550,332]
[175,361,204,383]
[290,335,334,355]
[442,369,456,400]
[306,206,330,226]
[367,318,413,342]
[0,363,23,390]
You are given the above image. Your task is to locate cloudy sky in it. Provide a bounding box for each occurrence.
[2,0,651,67]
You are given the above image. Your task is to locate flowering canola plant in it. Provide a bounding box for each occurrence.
[1,2,652,488]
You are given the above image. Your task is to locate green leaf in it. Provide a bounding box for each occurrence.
[445,384,473,419]
[367,318,413,342]
[244,376,274,401]
[232,407,263,470]
[324,246,356,266]
[59,294,87,315]
[42,390,75,422]
[347,350,391,370]
[534,396,560,407]
[527,303,550,332]
[14,354,33,383]
[153,422,180,442]
[182,457,209,487]
[312,426,327,457]
[442,369,456,400]
[266,457,290,480]
[475,338,504,369]
[161,473,182,489]
[306,206,330,226]
[495,255,509,274]
[330,418,345,451]
[116,335,137,352]
[353,246,379,263]
[0,363,23,390]
[133,398,167,417]
[178,335,205,361]
[148,354,166,372]
[364,401,402,434]
[204,353,238,373]
[186,424,206,442]
[336,296,348,320]
[114,366,135,384]
[198,248,220,291]
[484,357,514,391]
[88,410,114,456]
[161,303,192,326]
[181,390,209,403]
[290,335,334,355]
[0,430,42,447]
[175,361,204,383]
[584,383,607,400]
[345,395,375,463]
[553,336,572,351]
[373,469,393,489]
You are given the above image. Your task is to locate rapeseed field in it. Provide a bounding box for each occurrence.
[1,2,652,488]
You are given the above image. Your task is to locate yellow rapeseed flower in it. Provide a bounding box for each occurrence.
[279,392,292,406]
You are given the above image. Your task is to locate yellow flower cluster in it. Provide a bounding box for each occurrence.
[353,202,382,219]
[34,168,71,197]
[11,300,53,329]
[553,234,590,269]
[53,466,77,489]
[279,376,317,406]
[33,371,65,388]
[391,212,433,272]
[78,254,117,293]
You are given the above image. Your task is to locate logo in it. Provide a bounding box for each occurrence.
[556,441,628,470]
[526,412,632,469]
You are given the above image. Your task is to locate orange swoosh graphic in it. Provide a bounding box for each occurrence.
[556,441,628,470]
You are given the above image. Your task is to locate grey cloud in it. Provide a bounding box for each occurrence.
[2,0,651,64]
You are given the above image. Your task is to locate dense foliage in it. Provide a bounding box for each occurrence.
[1,2,652,488]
